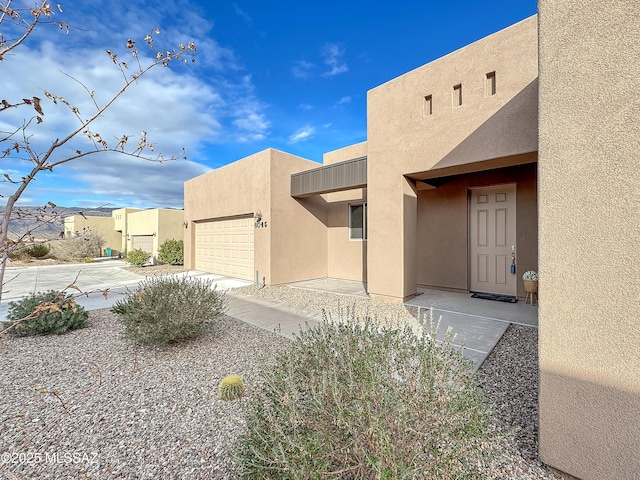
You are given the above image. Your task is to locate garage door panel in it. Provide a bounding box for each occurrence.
[195,216,254,281]
[132,235,154,253]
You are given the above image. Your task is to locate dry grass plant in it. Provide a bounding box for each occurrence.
[236,308,508,479]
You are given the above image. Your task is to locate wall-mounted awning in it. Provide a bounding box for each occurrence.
[291,157,367,197]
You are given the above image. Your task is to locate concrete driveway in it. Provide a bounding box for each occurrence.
[0,259,250,319]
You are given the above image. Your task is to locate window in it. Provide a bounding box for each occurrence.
[423,94,433,116]
[349,203,367,240]
[485,71,496,96]
[452,84,462,106]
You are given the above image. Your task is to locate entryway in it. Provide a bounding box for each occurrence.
[469,184,517,298]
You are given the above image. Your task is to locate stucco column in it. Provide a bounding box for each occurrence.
[538,1,640,479]
[367,174,417,302]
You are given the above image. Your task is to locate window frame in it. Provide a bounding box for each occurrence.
[348,203,367,241]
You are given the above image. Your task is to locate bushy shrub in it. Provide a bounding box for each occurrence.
[111,276,227,345]
[236,311,505,479]
[2,291,88,336]
[8,249,32,263]
[24,243,50,258]
[126,248,151,266]
[50,232,105,262]
[218,374,245,401]
[158,239,184,265]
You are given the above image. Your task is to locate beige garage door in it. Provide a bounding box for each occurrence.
[195,216,254,280]
[132,235,154,253]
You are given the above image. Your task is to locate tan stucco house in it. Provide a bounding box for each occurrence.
[186,15,538,301]
[121,208,184,262]
[65,207,184,261]
[63,214,121,255]
[184,3,638,479]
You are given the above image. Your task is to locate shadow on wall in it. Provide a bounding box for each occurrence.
[295,196,329,225]
[425,78,539,177]
[295,195,368,286]
[539,368,640,480]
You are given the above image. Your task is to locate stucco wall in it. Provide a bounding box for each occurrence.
[416,162,537,296]
[319,143,369,282]
[127,209,182,259]
[538,1,640,479]
[366,15,539,300]
[184,149,326,285]
[63,215,120,255]
[157,209,184,258]
[268,150,327,284]
[112,208,142,253]
[325,189,367,282]
[184,150,272,279]
[323,142,367,166]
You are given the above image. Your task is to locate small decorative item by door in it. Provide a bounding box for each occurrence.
[522,270,538,305]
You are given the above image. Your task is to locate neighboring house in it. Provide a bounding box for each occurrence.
[112,207,142,255]
[123,208,184,263]
[184,4,640,479]
[63,215,121,256]
[65,208,184,261]
[185,15,538,302]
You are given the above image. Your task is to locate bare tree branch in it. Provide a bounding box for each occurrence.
[0,2,196,303]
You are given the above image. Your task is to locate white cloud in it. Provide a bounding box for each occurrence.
[63,154,211,208]
[226,76,271,142]
[0,15,271,207]
[232,3,253,24]
[322,43,348,77]
[1,42,221,160]
[335,96,352,106]
[288,125,315,144]
[291,60,315,79]
[297,103,314,111]
[292,43,348,79]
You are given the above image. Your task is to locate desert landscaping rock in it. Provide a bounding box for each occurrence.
[1,311,287,479]
[123,264,186,277]
[1,289,558,479]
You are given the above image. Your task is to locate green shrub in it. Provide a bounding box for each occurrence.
[218,374,246,401]
[24,243,50,258]
[236,310,505,479]
[158,239,184,265]
[111,276,227,345]
[126,248,151,266]
[2,291,88,336]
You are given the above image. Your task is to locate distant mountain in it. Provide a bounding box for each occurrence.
[1,206,116,240]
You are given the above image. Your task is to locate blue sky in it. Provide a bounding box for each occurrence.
[1,0,537,209]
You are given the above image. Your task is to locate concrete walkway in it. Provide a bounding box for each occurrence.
[225,291,323,339]
[0,262,537,369]
[287,278,538,369]
[406,288,538,367]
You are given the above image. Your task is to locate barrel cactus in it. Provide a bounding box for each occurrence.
[218,374,245,401]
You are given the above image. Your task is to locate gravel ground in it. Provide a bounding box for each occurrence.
[235,284,419,326]
[122,265,186,277]
[0,311,288,479]
[0,284,561,479]
[477,325,541,462]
